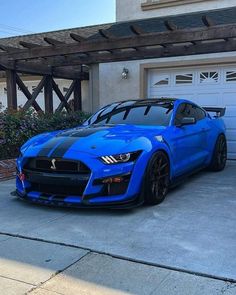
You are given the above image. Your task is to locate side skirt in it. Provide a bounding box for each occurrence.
[170,165,207,188]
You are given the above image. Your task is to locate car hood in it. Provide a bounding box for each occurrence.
[22,124,166,158]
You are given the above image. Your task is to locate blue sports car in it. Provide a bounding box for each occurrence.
[16,99,227,208]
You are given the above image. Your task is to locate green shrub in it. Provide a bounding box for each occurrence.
[0,108,90,160]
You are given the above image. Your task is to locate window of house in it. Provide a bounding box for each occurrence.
[175,73,193,85]
[199,72,219,84]
[226,71,236,82]
[153,74,170,86]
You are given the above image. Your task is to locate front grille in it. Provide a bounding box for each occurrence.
[29,183,86,196]
[24,158,90,174]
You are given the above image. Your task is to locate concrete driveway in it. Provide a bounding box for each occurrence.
[0,161,236,294]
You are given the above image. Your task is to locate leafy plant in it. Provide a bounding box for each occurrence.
[0,108,90,160]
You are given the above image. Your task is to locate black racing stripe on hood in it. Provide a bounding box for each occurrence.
[37,127,109,158]
[49,137,79,158]
[37,137,64,158]
[58,126,110,138]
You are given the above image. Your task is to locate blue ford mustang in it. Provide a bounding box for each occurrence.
[16,99,227,208]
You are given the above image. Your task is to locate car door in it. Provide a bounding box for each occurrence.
[170,103,209,177]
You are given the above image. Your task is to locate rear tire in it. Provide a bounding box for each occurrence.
[143,151,170,206]
[209,134,227,172]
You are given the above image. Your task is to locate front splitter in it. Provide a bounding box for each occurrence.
[15,190,143,209]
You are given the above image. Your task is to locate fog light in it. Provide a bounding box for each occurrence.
[102,177,124,184]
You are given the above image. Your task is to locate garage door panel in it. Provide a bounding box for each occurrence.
[149,91,176,98]
[227,141,236,156]
[228,153,236,160]
[224,117,236,129]
[226,130,236,140]
[222,92,236,105]
[224,106,236,117]
[195,93,220,106]
[173,94,195,101]
[148,67,236,159]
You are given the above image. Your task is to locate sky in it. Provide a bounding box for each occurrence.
[0,0,116,38]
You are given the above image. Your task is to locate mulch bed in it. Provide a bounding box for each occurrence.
[0,159,16,181]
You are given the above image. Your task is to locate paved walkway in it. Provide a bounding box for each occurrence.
[0,234,235,295]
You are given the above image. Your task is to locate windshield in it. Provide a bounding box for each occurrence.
[86,102,173,126]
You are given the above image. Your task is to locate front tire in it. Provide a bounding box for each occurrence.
[143,151,170,206]
[209,134,227,172]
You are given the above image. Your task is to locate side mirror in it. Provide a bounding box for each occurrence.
[180,117,196,126]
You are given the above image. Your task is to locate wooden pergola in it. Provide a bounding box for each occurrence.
[0,14,236,113]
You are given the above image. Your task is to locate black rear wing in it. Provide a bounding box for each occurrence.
[203,107,226,118]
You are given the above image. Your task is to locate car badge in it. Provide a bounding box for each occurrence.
[50,159,57,170]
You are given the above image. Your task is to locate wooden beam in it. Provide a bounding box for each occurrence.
[6,70,17,110]
[191,40,202,45]
[56,80,76,113]
[202,15,214,27]
[0,45,19,53]
[52,67,89,80]
[13,38,236,68]
[0,60,88,80]
[52,79,72,112]
[130,24,146,35]
[44,37,65,46]
[164,20,178,31]
[44,76,53,113]
[98,29,114,39]
[19,41,41,49]
[1,23,235,61]
[16,74,43,112]
[70,33,85,42]
[53,39,236,65]
[73,79,82,111]
[23,76,46,111]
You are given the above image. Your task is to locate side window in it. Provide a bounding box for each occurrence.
[194,106,206,121]
[188,104,206,121]
[174,103,205,125]
[174,103,189,125]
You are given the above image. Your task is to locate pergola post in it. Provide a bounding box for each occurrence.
[44,75,53,113]
[73,79,82,111]
[6,70,17,110]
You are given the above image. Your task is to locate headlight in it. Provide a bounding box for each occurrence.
[100,151,141,164]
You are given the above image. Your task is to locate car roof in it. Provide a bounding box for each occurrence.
[107,98,178,107]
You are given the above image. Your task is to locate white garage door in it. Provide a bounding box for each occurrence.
[148,66,236,159]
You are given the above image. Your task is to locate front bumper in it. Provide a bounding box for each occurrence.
[16,155,146,209]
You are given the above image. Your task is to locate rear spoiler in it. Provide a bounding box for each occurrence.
[203,107,226,118]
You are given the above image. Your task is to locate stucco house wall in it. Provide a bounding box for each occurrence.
[116,0,236,22]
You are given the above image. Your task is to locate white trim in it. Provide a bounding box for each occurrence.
[140,51,236,69]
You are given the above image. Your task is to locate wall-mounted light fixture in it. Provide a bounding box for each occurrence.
[121,67,129,79]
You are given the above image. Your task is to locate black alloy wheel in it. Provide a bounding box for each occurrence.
[209,134,227,172]
[143,151,170,205]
